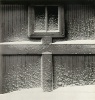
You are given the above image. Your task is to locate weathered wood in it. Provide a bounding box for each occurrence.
[66,4,95,40]
[42,36,52,44]
[1,5,28,42]
[29,32,63,38]
[28,5,34,37]
[1,44,95,54]
[41,52,53,91]
[2,55,41,93]
[53,55,95,88]
[59,6,65,36]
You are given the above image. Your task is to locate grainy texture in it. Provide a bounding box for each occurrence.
[66,4,95,40]
[1,3,95,93]
[2,44,95,55]
[1,5,28,42]
[53,55,95,89]
[2,55,41,93]
[41,52,53,92]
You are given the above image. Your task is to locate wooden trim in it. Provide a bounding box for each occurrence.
[45,6,47,31]
[1,44,95,54]
[28,5,34,37]
[42,36,52,44]
[29,32,64,37]
[41,52,53,91]
[59,6,65,36]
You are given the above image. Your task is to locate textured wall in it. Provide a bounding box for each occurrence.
[1,5,28,42]
[2,55,41,93]
[2,4,95,42]
[1,4,95,93]
[53,55,95,89]
[65,4,95,40]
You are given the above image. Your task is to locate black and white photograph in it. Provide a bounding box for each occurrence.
[0,0,95,100]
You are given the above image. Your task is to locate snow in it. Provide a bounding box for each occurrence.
[0,41,42,45]
[0,85,95,100]
[52,40,95,44]
[1,40,95,45]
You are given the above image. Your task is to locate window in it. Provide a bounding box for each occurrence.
[28,5,64,37]
[34,6,58,32]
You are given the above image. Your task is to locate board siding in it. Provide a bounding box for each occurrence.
[1,5,28,42]
[66,4,95,40]
[53,55,95,89]
[2,55,41,93]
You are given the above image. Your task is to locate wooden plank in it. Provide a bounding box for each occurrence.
[29,32,64,38]
[42,36,52,44]
[41,52,53,91]
[28,5,34,37]
[53,55,95,88]
[1,5,28,42]
[59,6,65,36]
[1,44,95,54]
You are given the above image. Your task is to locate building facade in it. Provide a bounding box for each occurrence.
[0,0,95,94]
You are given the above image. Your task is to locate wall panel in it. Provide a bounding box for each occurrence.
[1,5,28,42]
[53,55,95,89]
[2,55,41,93]
[65,4,95,40]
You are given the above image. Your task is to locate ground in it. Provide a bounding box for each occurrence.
[0,85,95,100]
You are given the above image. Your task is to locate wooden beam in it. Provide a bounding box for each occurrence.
[51,44,95,54]
[1,44,95,54]
[41,52,53,91]
[42,36,52,44]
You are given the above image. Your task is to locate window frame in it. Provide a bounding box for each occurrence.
[28,5,65,38]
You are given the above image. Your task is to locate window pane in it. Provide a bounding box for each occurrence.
[34,6,45,32]
[47,6,58,31]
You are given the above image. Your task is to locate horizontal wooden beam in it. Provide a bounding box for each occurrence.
[1,44,95,55]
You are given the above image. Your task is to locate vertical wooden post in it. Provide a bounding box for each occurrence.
[41,52,53,92]
[41,36,53,91]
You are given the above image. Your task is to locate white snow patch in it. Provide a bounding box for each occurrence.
[52,40,95,44]
[0,41,42,45]
[0,85,95,100]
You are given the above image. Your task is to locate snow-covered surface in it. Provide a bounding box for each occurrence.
[0,85,95,100]
[52,40,95,44]
[1,40,95,45]
[0,41,42,45]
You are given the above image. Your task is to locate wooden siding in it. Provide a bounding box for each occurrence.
[65,4,95,40]
[2,55,41,93]
[1,5,28,42]
[53,55,95,89]
[1,3,95,93]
